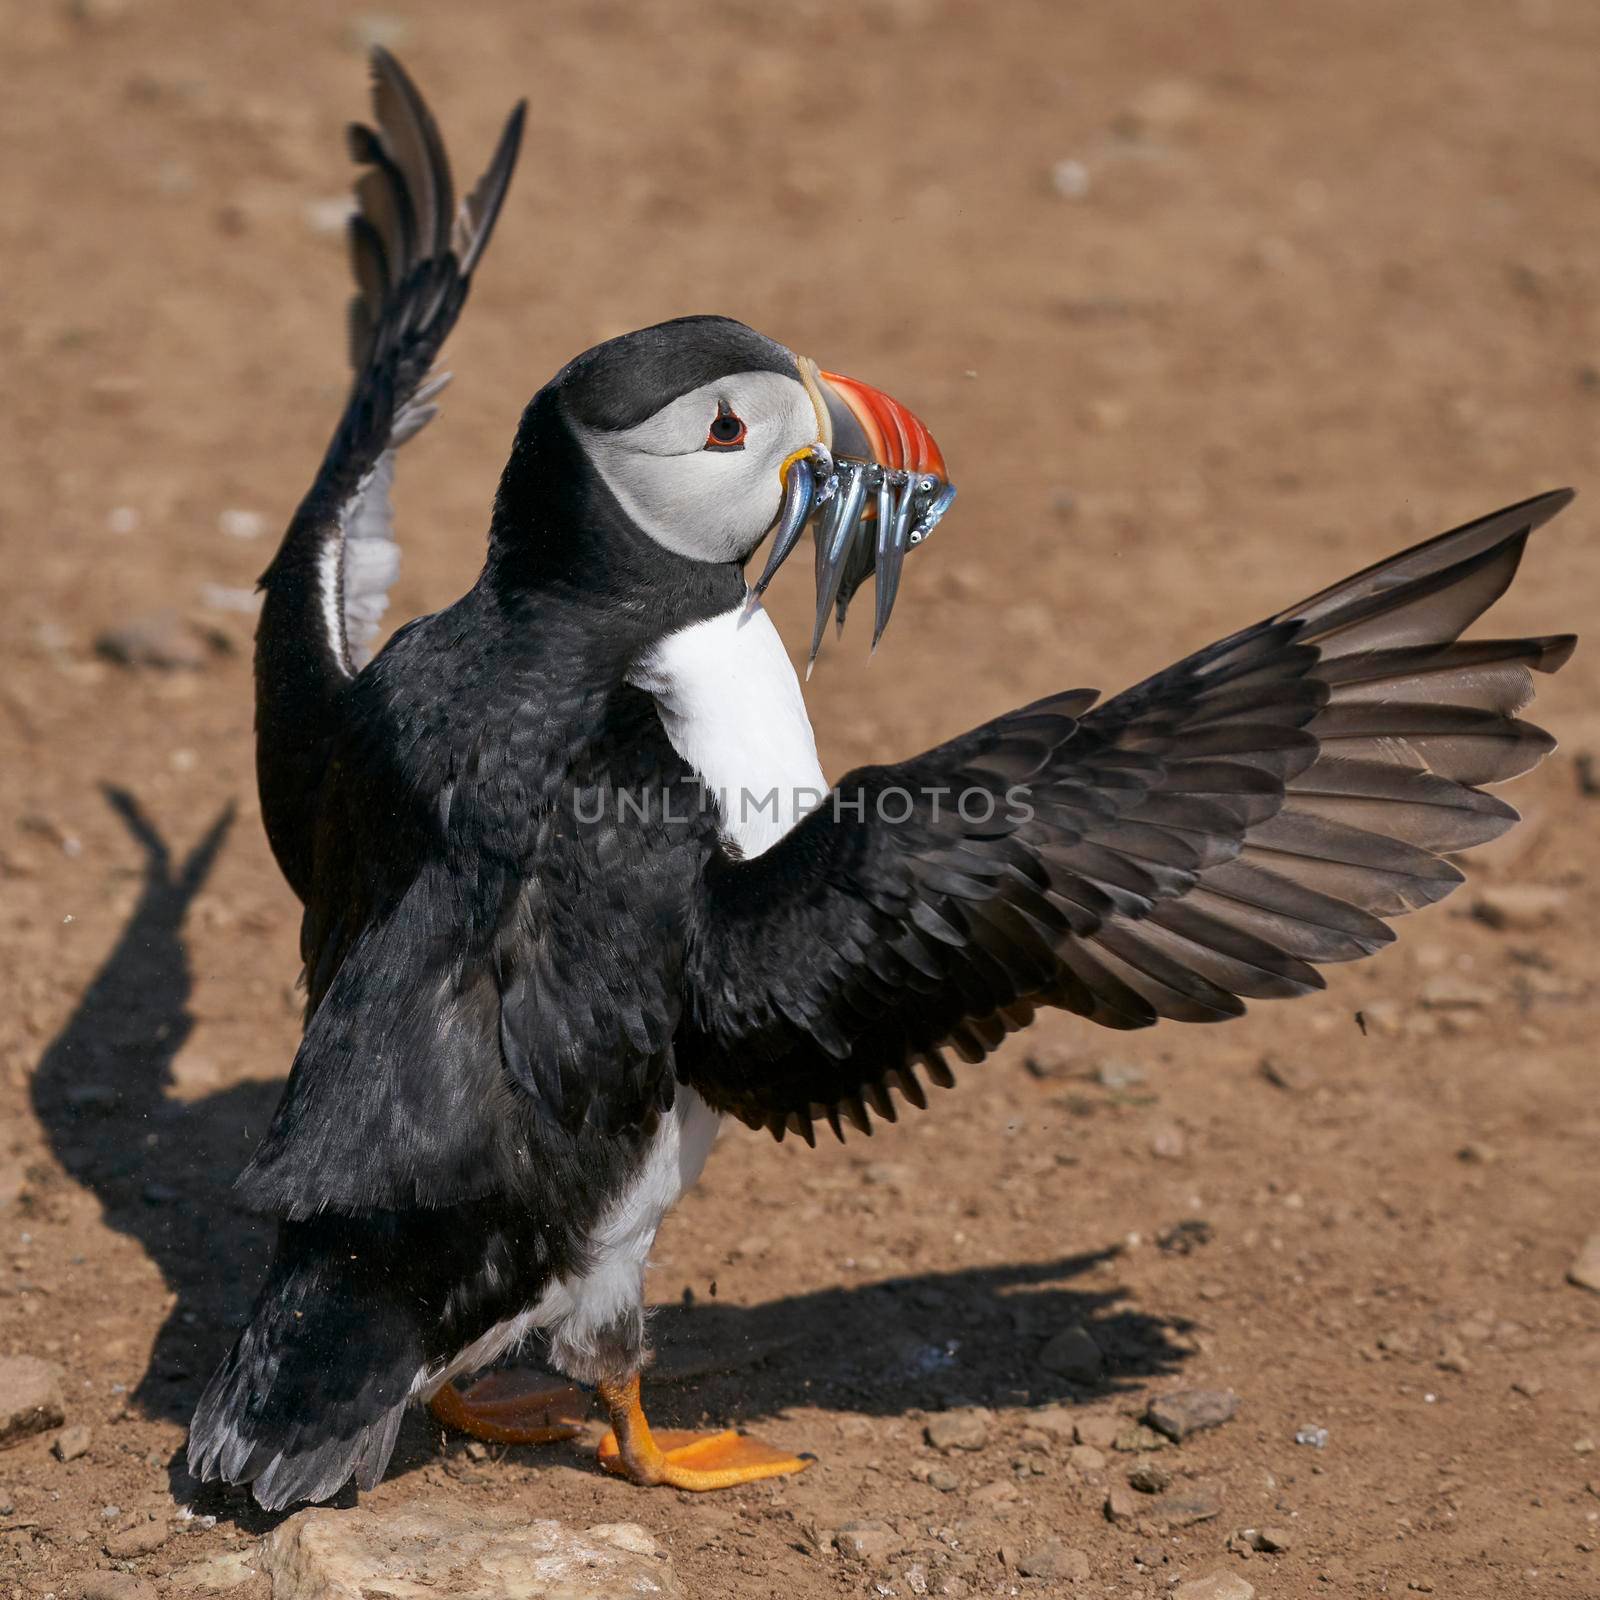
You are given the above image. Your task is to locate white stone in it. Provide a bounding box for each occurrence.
[261,1500,679,1599]
[1173,1573,1254,1600]
[166,1550,258,1592]
[1568,1232,1600,1295]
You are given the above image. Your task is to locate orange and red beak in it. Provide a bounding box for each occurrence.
[814,369,949,484]
[747,359,956,670]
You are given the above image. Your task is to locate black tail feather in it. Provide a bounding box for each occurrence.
[187,1218,426,1511]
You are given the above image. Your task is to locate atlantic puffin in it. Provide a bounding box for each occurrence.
[188,52,1575,1511]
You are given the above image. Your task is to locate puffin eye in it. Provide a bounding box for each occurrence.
[704,403,747,451]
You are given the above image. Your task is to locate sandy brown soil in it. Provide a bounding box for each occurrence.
[3,1,1599,1596]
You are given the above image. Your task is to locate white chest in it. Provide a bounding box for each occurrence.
[628,602,826,857]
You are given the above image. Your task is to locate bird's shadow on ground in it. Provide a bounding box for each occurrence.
[29,789,1194,1533]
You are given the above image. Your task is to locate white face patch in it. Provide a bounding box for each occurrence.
[578,369,819,563]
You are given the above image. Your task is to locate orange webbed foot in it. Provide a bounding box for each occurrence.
[428,1369,590,1445]
[596,1374,812,1490]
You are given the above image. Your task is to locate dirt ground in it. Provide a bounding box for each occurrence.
[3,1,1599,1596]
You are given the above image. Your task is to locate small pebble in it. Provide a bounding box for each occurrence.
[1105,1485,1140,1523]
[1147,1482,1224,1526]
[1471,885,1567,932]
[95,611,212,671]
[217,508,269,541]
[1295,1425,1330,1448]
[1146,1388,1239,1442]
[53,1423,92,1461]
[0,1355,66,1446]
[1127,1462,1171,1494]
[973,1477,1020,1507]
[1155,1219,1213,1255]
[836,1520,900,1560]
[1016,1540,1089,1581]
[304,196,356,236]
[1172,1572,1254,1600]
[1073,1413,1122,1448]
[1023,1043,1074,1080]
[1149,1123,1187,1160]
[1420,977,1485,1011]
[77,1576,158,1600]
[105,1521,169,1559]
[1259,1056,1313,1092]
[1360,999,1404,1035]
[1095,1061,1146,1090]
[1247,1525,1293,1553]
[1114,1423,1168,1452]
[1566,1232,1600,1295]
[925,1410,989,1453]
[1050,159,1091,200]
[1039,1325,1103,1383]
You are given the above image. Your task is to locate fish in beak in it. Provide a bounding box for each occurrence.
[746,357,955,672]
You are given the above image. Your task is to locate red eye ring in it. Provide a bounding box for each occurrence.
[704,402,747,451]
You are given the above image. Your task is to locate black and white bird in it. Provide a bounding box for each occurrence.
[189,53,1576,1511]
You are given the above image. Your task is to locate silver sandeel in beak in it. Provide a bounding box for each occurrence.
[746,358,956,672]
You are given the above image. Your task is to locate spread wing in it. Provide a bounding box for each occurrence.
[678,490,1576,1143]
[314,46,525,671]
[255,51,524,901]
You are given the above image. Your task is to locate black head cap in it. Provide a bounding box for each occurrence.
[553,315,798,432]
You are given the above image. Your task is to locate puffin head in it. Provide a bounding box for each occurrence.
[528,315,952,666]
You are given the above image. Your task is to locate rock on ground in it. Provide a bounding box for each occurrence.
[106,1519,170,1558]
[0,1355,65,1449]
[1038,1325,1103,1383]
[76,1576,159,1600]
[53,1422,92,1460]
[1128,1462,1172,1493]
[1073,1412,1122,1448]
[1246,1525,1293,1552]
[1567,1231,1600,1294]
[925,1410,989,1452]
[1016,1540,1090,1580]
[836,1520,902,1560]
[165,1550,258,1593]
[94,610,224,671]
[1147,1482,1224,1527]
[1146,1388,1239,1441]
[261,1500,679,1599]
[1105,1485,1140,1523]
[1173,1573,1254,1600]
[1471,885,1568,931]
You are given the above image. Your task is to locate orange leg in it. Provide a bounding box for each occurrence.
[596,1373,813,1491]
[428,1369,590,1445]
